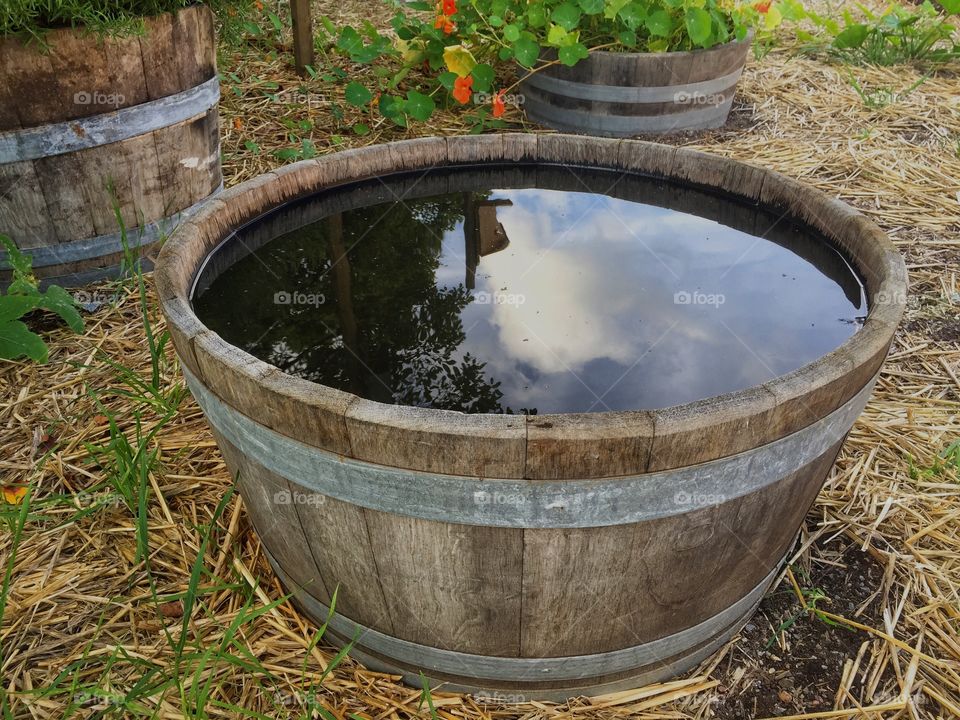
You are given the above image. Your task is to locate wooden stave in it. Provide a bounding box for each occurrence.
[519,38,751,136]
[264,544,777,701]
[192,356,854,665]
[0,6,220,285]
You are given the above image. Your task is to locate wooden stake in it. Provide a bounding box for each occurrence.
[290,0,314,77]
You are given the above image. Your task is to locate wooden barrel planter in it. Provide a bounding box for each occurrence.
[520,36,752,136]
[155,135,905,701]
[0,5,221,287]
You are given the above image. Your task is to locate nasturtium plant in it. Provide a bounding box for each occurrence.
[326,0,782,126]
[0,236,83,364]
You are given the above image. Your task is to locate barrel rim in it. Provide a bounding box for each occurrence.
[535,29,754,63]
[154,134,906,478]
[0,4,216,132]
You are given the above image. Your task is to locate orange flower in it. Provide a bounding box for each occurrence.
[233,117,243,131]
[434,14,455,34]
[442,0,457,15]
[452,75,473,104]
[255,0,264,10]
[753,1,771,12]
[492,89,505,118]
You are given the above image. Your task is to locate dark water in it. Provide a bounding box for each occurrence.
[192,165,865,414]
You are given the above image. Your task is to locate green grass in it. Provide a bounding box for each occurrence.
[3,0,261,45]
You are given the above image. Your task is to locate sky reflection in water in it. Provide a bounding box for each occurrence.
[193,166,865,414]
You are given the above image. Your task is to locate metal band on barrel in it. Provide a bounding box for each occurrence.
[0,182,223,270]
[266,547,776,683]
[184,366,877,529]
[520,66,744,104]
[0,76,221,163]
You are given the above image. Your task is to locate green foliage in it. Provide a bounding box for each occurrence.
[787,0,960,66]
[325,0,777,127]
[1,1,257,44]
[0,236,83,364]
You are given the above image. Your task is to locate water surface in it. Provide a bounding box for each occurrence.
[193,165,865,414]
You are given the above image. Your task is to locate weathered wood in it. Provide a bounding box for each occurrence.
[521,37,751,137]
[526,412,653,480]
[0,5,219,287]
[290,0,315,77]
[362,509,524,655]
[156,134,907,700]
[344,400,527,478]
[215,431,330,603]
[192,331,354,456]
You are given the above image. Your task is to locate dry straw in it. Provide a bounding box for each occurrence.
[2,1,959,717]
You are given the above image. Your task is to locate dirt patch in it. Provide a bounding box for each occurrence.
[710,536,889,719]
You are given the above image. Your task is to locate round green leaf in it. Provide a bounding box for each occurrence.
[618,2,647,29]
[503,23,522,42]
[578,0,604,13]
[550,3,582,31]
[513,37,541,67]
[527,5,547,26]
[470,63,495,93]
[405,90,435,121]
[558,42,590,66]
[685,7,713,46]
[645,9,674,37]
[344,81,373,107]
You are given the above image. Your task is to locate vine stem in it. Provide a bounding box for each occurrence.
[497,41,618,95]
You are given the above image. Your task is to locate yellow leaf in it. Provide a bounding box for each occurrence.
[764,5,783,29]
[2,485,27,505]
[443,44,476,77]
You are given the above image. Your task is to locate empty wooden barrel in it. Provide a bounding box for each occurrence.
[0,5,221,287]
[520,37,752,136]
[155,135,905,701]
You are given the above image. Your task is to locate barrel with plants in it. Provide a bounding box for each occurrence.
[0,1,222,287]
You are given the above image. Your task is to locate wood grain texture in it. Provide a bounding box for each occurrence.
[522,39,750,136]
[0,162,56,247]
[520,438,843,657]
[344,400,526,477]
[0,5,219,285]
[291,486,396,634]
[525,412,653,480]
[290,0,315,76]
[362,509,524,656]
[193,330,354,456]
[214,431,330,603]
[648,384,777,471]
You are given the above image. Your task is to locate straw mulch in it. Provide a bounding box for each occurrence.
[2,0,959,717]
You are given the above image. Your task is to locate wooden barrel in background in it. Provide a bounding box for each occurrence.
[0,5,221,287]
[520,37,752,137]
[155,135,906,701]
